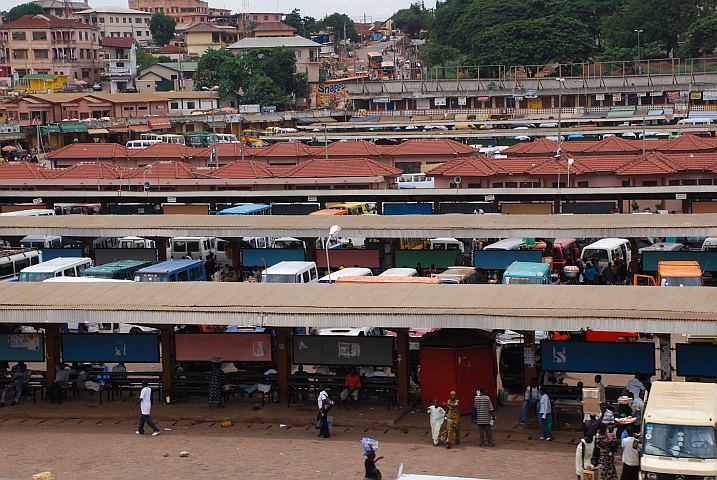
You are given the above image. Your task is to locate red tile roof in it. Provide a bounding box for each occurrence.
[5,14,87,28]
[491,156,555,175]
[0,161,50,180]
[214,160,274,179]
[128,160,198,179]
[615,152,683,176]
[527,157,593,176]
[578,155,633,173]
[655,134,717,153]
[46,143,129,160]
[252,142,316,158]
[50,162,126,179]
[252,22,295,32]
[279,158,402,178]
[581,136,643,155]
[326,140,383,157]
[383,139,478,156]
[128,143,197,160]
[100,37,134,48]
[426,156,505,177]
[502,138,558,156]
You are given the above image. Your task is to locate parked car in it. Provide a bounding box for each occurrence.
[92,83,102,91]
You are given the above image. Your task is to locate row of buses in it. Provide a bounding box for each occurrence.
[125,133,240,149]
[366,51,396,80]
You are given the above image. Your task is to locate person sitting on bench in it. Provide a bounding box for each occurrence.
[341,368,362,409]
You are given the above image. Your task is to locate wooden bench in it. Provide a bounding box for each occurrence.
[286,374,398,410]
[102,372,163,406]
[0,373,46,404]
[168,372,278,406]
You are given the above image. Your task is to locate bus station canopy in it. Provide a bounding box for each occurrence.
[0,283,714,335]
[1,213,717,239]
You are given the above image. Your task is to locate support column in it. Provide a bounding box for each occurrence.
[656,333,672,381]
[396,328,410,407]
[160,327,174,400]
[628,238,639,279]
[100,201,108,215]
[45,324,61,385]
[153,238,168,261]
[230,239,241,276]
[553,196,561,214]
[276,328,291,405]
[518,330,536,392]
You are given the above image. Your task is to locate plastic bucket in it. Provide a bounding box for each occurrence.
[327,416,333,431]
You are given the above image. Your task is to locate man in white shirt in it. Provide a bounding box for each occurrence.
[626,373,645,400]
[621,428,640,480]
[133,381,160,436]
[427,398,446,446]
[521,377,540,424]
[538,386,553,441]
[317,385,331,439]
[594,375,606,404]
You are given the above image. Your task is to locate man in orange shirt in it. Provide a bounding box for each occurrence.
[341,368,362,409]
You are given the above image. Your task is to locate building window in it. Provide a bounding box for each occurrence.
[621,180,630,187]
[135,18,142,23]
[92,33,96,41]
[264,15,268,20]
[34,50,49,59]
[253,15,257,20]
[492,182,503,188]
[79,50,84,58]
[295,49,302,58]
[99,17,104,22]
[212,33,219,43]
[669,179,680,186]
[642,180,658,186]
[577,181,589,188]
[123,17,127,23]
[699,178,712,185]
[395,162,421,173]
[13,50,28,59]
[170,102,179,109]
[519,181,532,188]
[32,32,47,41]
[467,183,481,188]
[138,106,147,110]
[200,17,204,21]
[682,179,697,185]
[505,181,517,188]
[551,182,566,188]
[137,31,142,36]
[11,32,26,40]
[274,15,279,20]
[109,17,113,22]
[19,113,29,121]
[82,70,89,78]
[187,101,195,109]
[123,107,134,111]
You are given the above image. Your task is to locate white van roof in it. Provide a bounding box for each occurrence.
[43,277,130,282]
[582,238,629,249]
[484,238,524,250]
[20,257,91,273]
[318,267,372,283]
[263,261,316,274]
[645,381,717,426]
[21,235,61,241]
[379,268,417,276]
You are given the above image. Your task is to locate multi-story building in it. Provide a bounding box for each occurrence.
[181,23,238,57]
[0,14,100,83]
[248,12,284,23]
[33,0,89,17]
[227,36,321,83]
[250,22,296,38]
[100,37,137,93]
[76,7,153,46]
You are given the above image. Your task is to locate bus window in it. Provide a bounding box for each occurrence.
[178,270,189,281]
[303,271,310,283]
[15,259,30,272]
[64,268,76,277]
[173,241,187,253]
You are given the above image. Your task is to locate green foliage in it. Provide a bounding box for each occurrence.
[196,47,308,109]
[149,12,176,47]
[680,14,717,57]
[392,2,432,37]
[156,55,172,63]
[418,41,462,69]
[282,8,315,38]
[602,42,661,62]
[194,48,234,90]
[3,2,44,24]
[315,13,359,43]
[136,50,158,69]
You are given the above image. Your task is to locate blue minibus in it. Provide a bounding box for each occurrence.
[134,259,206,282]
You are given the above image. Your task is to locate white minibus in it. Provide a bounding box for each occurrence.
[379,267,418,277]
[20,235,62,249]
[580,238,631,271]
[125,139,161,149]
[262,261,319,284]
[677,118,713,126]
[0,209,56,217]
[170,236,216,261]
[18,257,92,282]
[318,267,372,284]
[484,238,526,251]
[0,248,42,281]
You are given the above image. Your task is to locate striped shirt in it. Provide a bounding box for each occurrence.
[473,393,494,424]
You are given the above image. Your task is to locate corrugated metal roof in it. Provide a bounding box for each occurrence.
[1,213,717,238]
[0,283,715,334]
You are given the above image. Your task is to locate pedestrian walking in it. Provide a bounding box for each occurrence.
[538,386,554,441]
[575,435,596,479]
[473,386,495,447]
[208,357,225,409]
[133,381,160,436]
[204,253,216,281]
[427,398,445,446]
[438,391,460,449]
[595,424,618,480]
[602,263,614,285]
[363,445,383,480]
[317,385,332,439]
[620,427,639,480]
[521,377,540,423]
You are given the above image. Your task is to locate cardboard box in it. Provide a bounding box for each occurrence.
[583,387,601,415]
[582,468,597,480]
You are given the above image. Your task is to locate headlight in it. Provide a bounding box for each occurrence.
[646,474,657,480]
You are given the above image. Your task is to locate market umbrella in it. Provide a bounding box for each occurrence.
[1,145,17,152]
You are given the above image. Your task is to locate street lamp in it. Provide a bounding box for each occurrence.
[634,29,643,62]
[323,123,328,159]
[202,86,219,168]
[324,225,341,284]
[567,158,574,188]
[556,77,565,155]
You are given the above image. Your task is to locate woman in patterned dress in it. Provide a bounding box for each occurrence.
[438,391,461,449]
[595,424,618,480]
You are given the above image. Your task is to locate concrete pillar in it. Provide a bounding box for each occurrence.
[45,324,61,385]
[276,328,291,405]
[396,328,410,407]
[152,238,168,261]
[656,333,672,381]
[628,238,639,279]
[433,199,441,214]
[230,239,241,275]
[518,330,536,392]
[553,196,561,214]
[160,326,174,399]
[100,201,108,215]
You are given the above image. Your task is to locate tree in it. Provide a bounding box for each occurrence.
[315,13,359,43]
[680,14,717,57]
[418,41,462,69]
[241,74,292,109]
[282,8,315,38]
[149,12,176,47]
[194,48,235,91]
[136,50,158,69]
[156,55,172,63]
[392,3,431,37]
[3,2,44,23]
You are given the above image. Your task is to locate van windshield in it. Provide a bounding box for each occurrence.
[135,273,169,282]
[660,276,702,287]
[265,274,297,283]
[582,248,609,262]
[503,276,543,285]
[644,423,717,459]
[18,272,54,282]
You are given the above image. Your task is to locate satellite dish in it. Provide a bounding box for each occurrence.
[453,176,462,184]
[143,181,150,190]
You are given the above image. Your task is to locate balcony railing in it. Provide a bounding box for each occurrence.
[51,38,77,44]
[53,57,78,63]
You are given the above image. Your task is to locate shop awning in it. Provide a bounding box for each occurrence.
[476,96,491,102]
[87,128,110,134]
[0,132,25,140]
[148,118,171,129]
[130,125,150,132]
[108,128,128,133]
[40,125,61,134]
[60,124,88,134]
